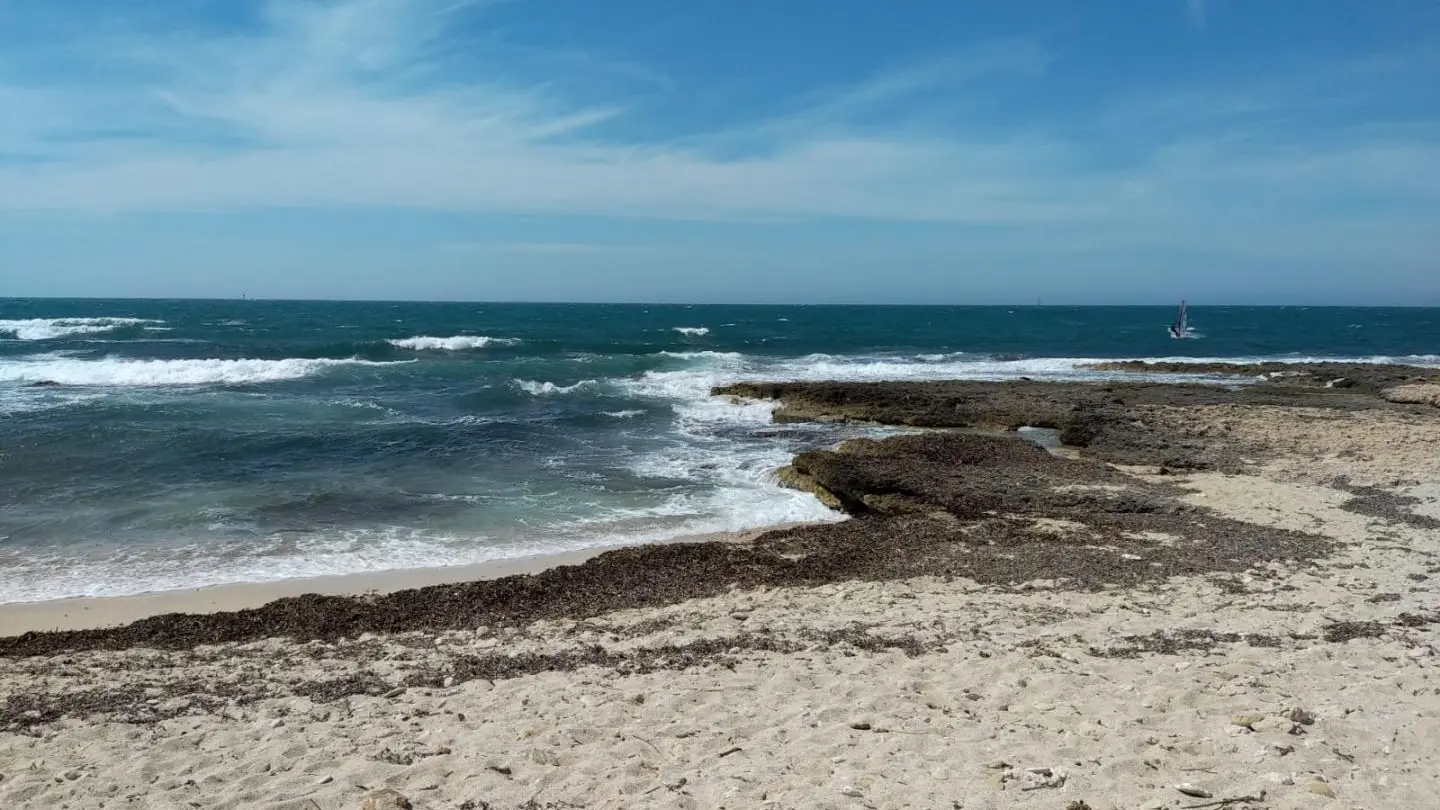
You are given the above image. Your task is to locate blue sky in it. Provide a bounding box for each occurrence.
[1,0,1437,304]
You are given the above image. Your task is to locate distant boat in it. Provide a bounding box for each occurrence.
[1168,300,1195,339]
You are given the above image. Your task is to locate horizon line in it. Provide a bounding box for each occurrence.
[2,296,1438,309]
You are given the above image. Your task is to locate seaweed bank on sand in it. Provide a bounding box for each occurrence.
[3,362,1440,809]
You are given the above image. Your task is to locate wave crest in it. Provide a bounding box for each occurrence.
[0,357,406,387]
[515,379,599,396]
[388,335,520,351]
[0,317,162,341]
[672,326,710,337]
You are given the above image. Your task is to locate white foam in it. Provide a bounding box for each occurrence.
[1108,354,1440,368]
[0,356,407,387]
[658,350,746,361]
[0,527,577,602]
[0,387,109,416]
[603,409,645,418]
[673,326,710,336]
[388,335,520,351]
[515,378,600,396]
[0,317,161,341]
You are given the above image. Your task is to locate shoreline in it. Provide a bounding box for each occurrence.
[0,526,790,636]
[4,362,1439,809]
[5,360,1438,645]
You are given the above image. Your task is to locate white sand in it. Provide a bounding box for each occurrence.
[3,406,1440,809]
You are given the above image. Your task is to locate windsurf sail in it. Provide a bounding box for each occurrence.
[1168,300,1189,339]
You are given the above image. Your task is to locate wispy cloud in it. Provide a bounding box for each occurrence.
[1187,0,1209,29]
[441,241,681,256]
[0,4,1091,222]
[770,40,1054,130]
[0,0,1436,265]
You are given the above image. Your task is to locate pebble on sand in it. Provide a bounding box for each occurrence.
[1019,767,1068,791]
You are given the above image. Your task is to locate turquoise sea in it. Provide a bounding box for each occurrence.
[2,299,1437,603]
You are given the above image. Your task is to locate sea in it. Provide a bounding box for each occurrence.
[2,299,1437,604]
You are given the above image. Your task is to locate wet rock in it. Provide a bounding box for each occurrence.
[25,380,62,388]
[716,370,1433,471]
[776,465,844,510]
[359,788,413,810]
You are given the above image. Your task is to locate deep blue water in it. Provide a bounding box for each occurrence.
[2,299,1437,602]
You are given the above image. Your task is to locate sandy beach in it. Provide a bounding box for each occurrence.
[4,363,1439,810]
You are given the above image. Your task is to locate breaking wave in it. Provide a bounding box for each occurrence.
[388,335,520,351]
[515,379,600,396]
[0,356,407,387]
[0,317,162,341]
[672,327,710,337]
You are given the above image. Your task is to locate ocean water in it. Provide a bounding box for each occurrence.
[2,299,1437,603]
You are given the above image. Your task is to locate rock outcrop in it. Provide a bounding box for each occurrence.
[1383,383,1440,408]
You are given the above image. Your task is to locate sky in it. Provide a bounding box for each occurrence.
[1,0,1437,304]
